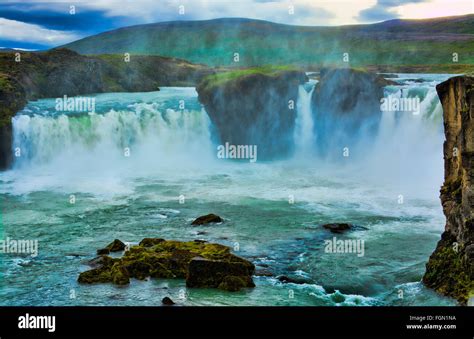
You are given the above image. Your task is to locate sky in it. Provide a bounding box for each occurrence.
[0,0,473,50]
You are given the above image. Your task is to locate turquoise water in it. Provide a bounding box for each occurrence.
[0,79,457,306]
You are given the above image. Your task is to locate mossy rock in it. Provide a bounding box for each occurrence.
[78,238,255,292]
[139,238,165,247]
[423,232,474,305]
[187,257,255,290]
[440,178,462,203]
[96,239,126,255]
[78,257,129,285]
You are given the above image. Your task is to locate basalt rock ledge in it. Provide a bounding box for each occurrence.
[423,76,474,305]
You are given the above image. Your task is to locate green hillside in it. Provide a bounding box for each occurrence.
[61,16,474,69]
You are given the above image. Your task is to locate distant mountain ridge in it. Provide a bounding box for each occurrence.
[61,15,474,67]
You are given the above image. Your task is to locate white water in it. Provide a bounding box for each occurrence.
[11,89,215,175]
[294,81,316,155]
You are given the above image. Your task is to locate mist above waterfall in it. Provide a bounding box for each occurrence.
[290,73,449,197]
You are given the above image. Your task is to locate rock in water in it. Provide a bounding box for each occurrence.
[423,76,474,305]
[107,239,126,252]
[186,257,255,291]
[96,248,110,255]
[191,214,223,225]
[277,275,311,284]
[97,239,126,254]
[162,297,175,305]
[322,223,353,233]
[78,239,255,292]
[196,69,308,159]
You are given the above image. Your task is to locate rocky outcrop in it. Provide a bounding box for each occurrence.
[322,223,353,234]
[0,74,26,169]
[0,48,212,170]
[79,238,255,292]
[311,68,394,157]
[197,68,308,159]
[96,239,126,255]
[191,213,223,225]
[423,76,474,305]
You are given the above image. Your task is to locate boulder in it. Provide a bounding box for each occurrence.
[78,256,130,285]
[96,248,110,255]
[186,257,255,291]
[106,239,126,252]
[191,214,223,225]
[277,275,311,284]
[162,297,175,305]
[78,238,255,292]
[196,68,308,159]
[322,223,353,233]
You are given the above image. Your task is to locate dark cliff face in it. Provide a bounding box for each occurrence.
[197,70,308,159]
[0,75,26,169]
[311,68,393,157]
[423,76,474,305]
[0,48,211,170]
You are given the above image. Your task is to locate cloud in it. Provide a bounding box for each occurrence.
[0,18,81,44]
[8,0,336,26]
[0,3,127,32]
[357,0,429,22]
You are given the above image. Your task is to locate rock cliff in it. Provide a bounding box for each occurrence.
[423,76,474,305]
[196,68,308,159]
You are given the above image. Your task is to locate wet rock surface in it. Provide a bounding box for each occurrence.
[79,238,255,292]
[423,76,474,305]
[322,223,353,233]
[191,213,223,225]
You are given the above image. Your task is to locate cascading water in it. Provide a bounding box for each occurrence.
[294,80,317,156]
[11,88,214,173]
[365,75,446,192]
[1,74,458,307]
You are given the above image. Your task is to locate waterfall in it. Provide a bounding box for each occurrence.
[364,80,445,189]
[294,80,317,155]
[11,89,214,172]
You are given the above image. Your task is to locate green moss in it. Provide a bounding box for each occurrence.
[441,177,462,203]
[78,239,255,292]
[200,65,299,91]
[423,235,473,305]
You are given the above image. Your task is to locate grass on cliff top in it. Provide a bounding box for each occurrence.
[201,65,300,90]
[0,73,12,91]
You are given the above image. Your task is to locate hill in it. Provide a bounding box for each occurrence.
[61,16,474,68]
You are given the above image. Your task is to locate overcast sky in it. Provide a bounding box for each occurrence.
[0,0,473,50]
